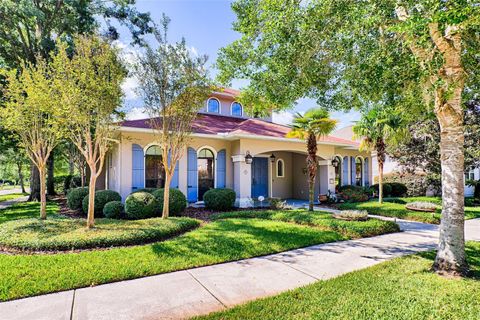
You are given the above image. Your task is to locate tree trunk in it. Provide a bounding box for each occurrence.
[378,161,384,204]
[29,162,41,201]
[38,165,47,220]
[68,158,75,176]
[16,161,26,194]
[162,174,171,219]
[47,154,55,196]
[86,169,97,229]
[306,133,318,212]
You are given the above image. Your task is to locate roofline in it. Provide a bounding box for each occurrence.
[119,126,359,149]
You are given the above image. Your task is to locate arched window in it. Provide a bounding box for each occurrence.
[355,157,363,186]
[276,159,285,177]
[198,148,215,200]
[333,156,342,189]
[145,145,165,188]
[207,98,220,113]
[231,102,243,116]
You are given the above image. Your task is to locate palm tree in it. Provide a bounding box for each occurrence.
[353,105,408,204]
[287,108,337,211]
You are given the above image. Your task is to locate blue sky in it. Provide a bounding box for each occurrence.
[116,0,359,128]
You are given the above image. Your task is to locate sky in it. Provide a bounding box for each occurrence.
[116,0,360,128]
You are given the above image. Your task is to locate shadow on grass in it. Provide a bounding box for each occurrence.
[0,202,58,224]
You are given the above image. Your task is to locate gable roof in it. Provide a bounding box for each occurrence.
[120,113,359,148]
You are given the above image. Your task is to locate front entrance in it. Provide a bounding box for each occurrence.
[198,148,215,201]
[251,157,268,199]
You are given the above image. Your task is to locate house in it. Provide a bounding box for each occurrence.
[99,89,372,207]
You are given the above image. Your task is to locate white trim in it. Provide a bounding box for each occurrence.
[230,101,243,117]
[206,97,221,113]
[276,159,285,178]
[119,127,360,149]
[354,156,364,187]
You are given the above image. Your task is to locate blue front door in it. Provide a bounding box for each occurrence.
[251,157,268,199]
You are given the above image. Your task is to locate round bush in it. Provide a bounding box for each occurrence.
[370,183,393,197]
[125,192,158,219]
[203,188,236,211]
[152,188,187,216]
[67,187,89,210]
[103,201,125,219]
[388,182,408,197]
[82,190,122,217]
[131,188,158,194]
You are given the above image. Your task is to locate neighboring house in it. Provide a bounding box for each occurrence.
[99,89,372,207]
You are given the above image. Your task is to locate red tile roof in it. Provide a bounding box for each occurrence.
[121,113,359,147]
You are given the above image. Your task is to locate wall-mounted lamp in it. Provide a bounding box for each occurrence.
[245,151,253,164]
[331,157,340,168]
[269,153,276,163]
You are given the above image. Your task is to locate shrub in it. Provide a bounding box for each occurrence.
[338,186,368,203]
[131,188,158,194]
[203,188,236,211]
[82,190,122,217]
[152,188,187,216]
[268,197,292,210]
[67,187,89,210]
[370,183,393,197]
[333,210,369,221]
[389,182,408,197]
[125,192,158,219]
[405,201,438,212]
[382,172,429,196]
[103,201,125,219]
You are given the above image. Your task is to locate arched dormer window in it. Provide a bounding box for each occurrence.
[207,98,220,113]
[276,159,285,178]
[231,102,243,116]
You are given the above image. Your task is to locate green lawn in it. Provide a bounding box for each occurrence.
[0,204,398,301]
[197,241,480,320]
[0,193,27,203]
[338,197,480,224]
[0,202,59,224]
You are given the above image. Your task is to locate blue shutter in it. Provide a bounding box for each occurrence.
[216,150,226,188]
[351,157,356,185]
[168,151,179,189]
[187,148,197,202]
[342,156,349,186]
[364,158,369,187]
[132,144,144,191]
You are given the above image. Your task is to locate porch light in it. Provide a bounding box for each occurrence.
[331,158,340,168]
[269,153,276,163]
[245,151,253,164]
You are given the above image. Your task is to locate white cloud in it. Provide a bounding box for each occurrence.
[272,111,294,126]
[122,76,139,100]
[125,107,148,120]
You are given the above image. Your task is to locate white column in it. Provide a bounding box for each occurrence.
[232,155,254,208]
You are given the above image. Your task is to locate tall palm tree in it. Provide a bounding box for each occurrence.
[287,108,337,211]
[353,105,408,204]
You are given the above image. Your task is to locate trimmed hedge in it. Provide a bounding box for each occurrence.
[370,183,393,197]
[103,201,124,219]
[131,188,158,194]
[370,182,408,197]
[204,188,236,211]
[152,188,187,216]
[125,192,158,219]
[82,190,122,217]
[338,185,369,203]
[66,187,89,210]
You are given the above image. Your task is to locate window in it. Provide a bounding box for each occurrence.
[355,157,363,186]
[198,148,215,200]
[466,168,475,181]
[276,159,285,177]
[207,98,220,113]
[231,102,243,116]
[334,156,342,189]
[145,145,165,188]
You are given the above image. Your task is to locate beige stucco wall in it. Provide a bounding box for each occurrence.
[269,151,293,199]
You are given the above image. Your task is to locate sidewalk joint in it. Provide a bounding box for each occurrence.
[186,270,227,309]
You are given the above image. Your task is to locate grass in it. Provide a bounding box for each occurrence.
[197,241,480,320]
[0,206,400,301]
[0,202,59,224]
[338,196,480,224]
[213,210,400,238]
[0,193,27,203]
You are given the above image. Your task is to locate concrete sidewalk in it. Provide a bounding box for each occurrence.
[1,218,479,320]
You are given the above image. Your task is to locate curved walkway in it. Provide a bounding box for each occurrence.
[1,217,479,320]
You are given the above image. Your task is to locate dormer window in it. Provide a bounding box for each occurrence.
[231,102,243,117]
[207,98,220,113]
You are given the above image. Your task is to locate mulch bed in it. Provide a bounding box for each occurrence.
[51,195,85,218]
[181,206,268,221]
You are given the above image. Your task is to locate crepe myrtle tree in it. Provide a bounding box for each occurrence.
[0,58,63,219]
[219,0,480,277]
[55,36,125,229]
[287,109,337,211]
[133,15,213,219]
